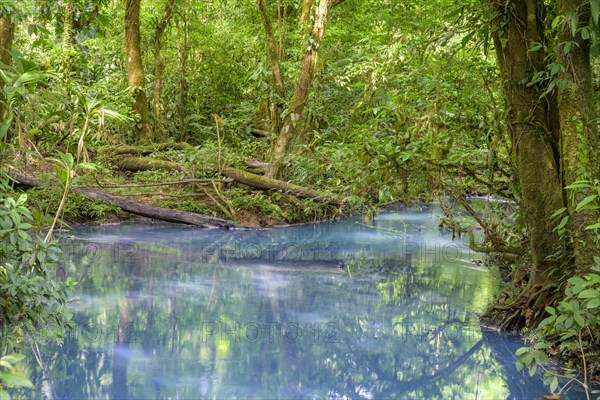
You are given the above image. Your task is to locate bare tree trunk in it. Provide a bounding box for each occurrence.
[0,15,15,121]
[557,0,599,270]
[125,0,153,143]
[152,0,177,136]
[266,0,330,179]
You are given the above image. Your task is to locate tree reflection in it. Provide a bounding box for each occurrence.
[25,219,548,399]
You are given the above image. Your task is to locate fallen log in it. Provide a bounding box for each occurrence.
[221,167,340,206]
[95,178,232,189]
[7,172,238,229]
[245,127,270,138]
[115,157,182,172]
[244,160,268,175]
[244,159,270,169]
[100,142,194,157]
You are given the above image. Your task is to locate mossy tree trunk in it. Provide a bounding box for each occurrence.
[257,0,286,134]
[266,0,330,179]
[557,0,599,270]
[484,0,568,331]
[0,14,15,121]
[125,0,153,143]
[152,0,177,136]
[176,4,190,137]
[300,0,314,34]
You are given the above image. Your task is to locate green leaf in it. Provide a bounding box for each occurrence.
[552,15,562,30]
[573,312,585,327]
[0,371,34,388]
[587,298,600,309]
[578,289,598,299]
[551,207,567,218]
[557,215,569,230]
[581,27,590,40]
[576,194,597,211]
[570,13,579,36]
[545,306,556,315]
[585,222,600,230]
[593,0,600,25]
[533,350,549,364]
[550,376,559,393]
[568,276,586,285]
[1,354,25,364]
[516,347,529,356]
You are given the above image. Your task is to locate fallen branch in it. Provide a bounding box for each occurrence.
[7,172,238,229]
[221,167,340,206]
[468,230,524,256]
[94,178,232,188]
[116,192,206,198]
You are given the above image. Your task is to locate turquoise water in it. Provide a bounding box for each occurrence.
[23,205,581,399]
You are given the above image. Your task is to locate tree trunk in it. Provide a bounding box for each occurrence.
[266,0,330,179]
[0,15,15,121]
[152,0,177,136]
[483,0,567,331]
[300,0,314,34]
[257,0,286,135]
[222,167,340,206]
[177,6,189,136]
[125,0,153,143]
[557,0,599,270]
[8,172,238,228]
[115,156,183,172]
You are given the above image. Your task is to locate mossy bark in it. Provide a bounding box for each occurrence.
[483,0,567,331]
[257,0,286,136]
[100,142,194,157]
[152,0,176,136]
[116,157,183,172]
[557,0,599,270]
[0,15,14,121]
[125,0,153,142]
[222,167,339,206]
[266,0,330,179]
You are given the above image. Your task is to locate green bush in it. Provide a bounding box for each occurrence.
[0,174,74,397]
[24,187,119,222]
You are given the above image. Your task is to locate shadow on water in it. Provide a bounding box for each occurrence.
[23,206,587,399]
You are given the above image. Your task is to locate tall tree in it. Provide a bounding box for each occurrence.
[266,0,331,179]
[0,13,15,122]
[484,0,599,331]
[299,0,314,34]
[152,0,177,135]
[125,0,153,142]
[557,0,599,269]
[257,0,286,134]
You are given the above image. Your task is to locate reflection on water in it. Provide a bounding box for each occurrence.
[23,205,581,399]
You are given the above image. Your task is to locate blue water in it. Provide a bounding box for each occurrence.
[24,205,585,399]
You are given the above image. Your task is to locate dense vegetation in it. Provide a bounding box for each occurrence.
[1,0,599,396]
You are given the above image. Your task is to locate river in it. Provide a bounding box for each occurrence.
[24,204,584,399]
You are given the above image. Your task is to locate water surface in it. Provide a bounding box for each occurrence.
[27,205,577,399]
